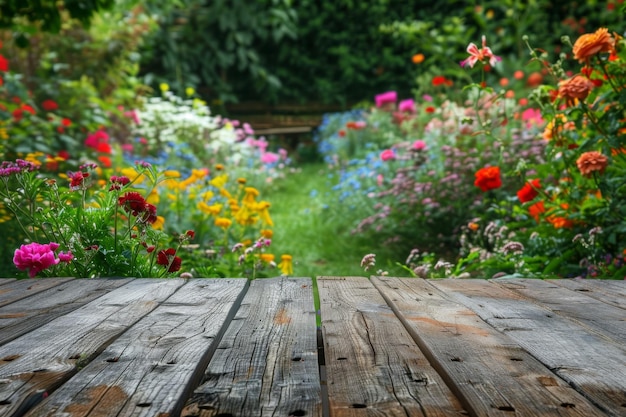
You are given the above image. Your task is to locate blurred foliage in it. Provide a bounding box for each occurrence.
[137,0,624,106]
[138,0,297,104]
[0,0,116,39]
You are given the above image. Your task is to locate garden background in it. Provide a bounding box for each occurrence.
[0,0,625,279]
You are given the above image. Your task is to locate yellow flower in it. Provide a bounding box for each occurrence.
[185,87,195,96]
[237,177,247,184]
[255,201,273,226]
[220,188,232,199]
[146,188,160,204]
[210,174,228,189]
[215,164,224,171]
[152,215,165,230]
[120,167,145,185]
[200,190,214,201]
[261,229,273,239]
[278,254,293,275]
[243,187,260,204]
[159,83,169,92]
[215,217,232,228]
[198,201,223,215]
[164,170,181,178]
[260,253,275,263]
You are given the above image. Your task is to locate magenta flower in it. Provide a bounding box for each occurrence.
[375,91,397,108]
[461,36,501,68]
[412,140,427,151]
[13,242,61,278]
[380,149,396,161]
[398,99,416,114]
[58,251,74,263]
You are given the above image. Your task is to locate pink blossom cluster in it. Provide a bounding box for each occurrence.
[13,242,73,278]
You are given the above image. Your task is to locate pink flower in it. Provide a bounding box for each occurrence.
[261,152,280,164]
[380,149,396,161]
[58,251,74,263]
[124,110,141,125]
[398,99,416,114]
[412,140,427,151]
[85,129,110,150]
[521,108,544,128]
[13,242,60,278]
[375,91,397,108]
[461,36,501,68]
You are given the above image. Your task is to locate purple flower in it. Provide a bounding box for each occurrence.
[13,242,61,278]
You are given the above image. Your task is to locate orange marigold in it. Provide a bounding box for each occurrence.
[576,151,609,178]
[558,75,594,107]
[572,28,615,63]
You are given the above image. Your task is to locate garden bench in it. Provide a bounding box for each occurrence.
[0,276,623,416]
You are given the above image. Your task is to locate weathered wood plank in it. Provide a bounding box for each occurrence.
[182,277,322,417]
[0,278,132,346]
[0,279,16,286]
[549,279,626,309]
[373,276,607,417]
[25,278,248,417]
[0,278,74,307]
[0,278,184,416]
[318,276,466,417]
[432,278,626,416]
[494,278,626,343]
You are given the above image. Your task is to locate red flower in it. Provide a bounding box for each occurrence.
[432,75,447,86]
[61,118,72,127]
[118,192,147,215]
[517,179,541,203]
[474,166,502,192]
[22,104,36,115]
[12,108,23,122]
[68,171,90,189]
[57,150,70,160]
[42,100,58,111]
[157,248,182,272]
[0,54,8,72]
[141,203,158,224]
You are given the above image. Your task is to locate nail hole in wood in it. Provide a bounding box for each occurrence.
[106,357,119,363]
[215,414,234,417]
[337,357,347,361]
[575,289,590,292]
[510,357,523,361]
[166,360,176,365]
[136,402,152,407]
[292,357,302,361]
[497,406,515,411]
[1,355,19,362]
[0,400,11,405]
[451,357,462,362]
[351,404,367,408]
[289,410,306,416]
[68,354,80,360]
[561,403,575,408]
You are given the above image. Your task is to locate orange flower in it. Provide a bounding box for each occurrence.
[528,201,545,222]
[474,166,502,192]
[572,28,615,63]
[558,75,594,107]
[576,151,609,177]
[412,53,425,64]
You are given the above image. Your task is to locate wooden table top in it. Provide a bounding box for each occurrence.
[0,276,623,417]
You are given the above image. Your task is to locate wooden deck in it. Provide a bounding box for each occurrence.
[0,276,623,417]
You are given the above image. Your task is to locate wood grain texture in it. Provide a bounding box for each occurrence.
[494,278,626,343]
[549,279,626,309]
[373,277,606,417]
[182,277,321,417]
[432,278,626,416]
[318,276,467,417]
[26,278,248,417]
[0,278,184,417]
[0,278,132,347]
[0,278,74,307]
